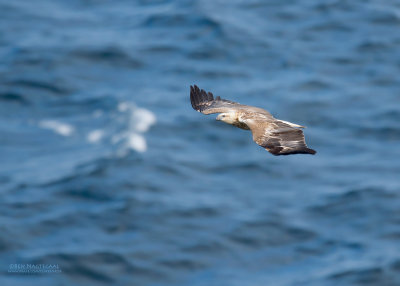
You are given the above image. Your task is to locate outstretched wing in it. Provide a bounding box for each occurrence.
[190,85,243,114]
[190,85,272,117]
[245,119,316,155]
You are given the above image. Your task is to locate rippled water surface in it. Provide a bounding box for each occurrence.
[1,0,400,285]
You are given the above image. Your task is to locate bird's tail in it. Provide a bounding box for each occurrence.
[304,148,317,155]
[277,119,305,129]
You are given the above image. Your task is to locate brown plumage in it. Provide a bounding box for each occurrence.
[190,85,316,156]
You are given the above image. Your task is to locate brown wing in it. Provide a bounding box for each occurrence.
[244,118,316,156]
[190,85,272,117]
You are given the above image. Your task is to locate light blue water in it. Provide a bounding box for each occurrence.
[1,0,400,285]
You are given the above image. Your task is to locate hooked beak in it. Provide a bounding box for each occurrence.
[216,114,222,121]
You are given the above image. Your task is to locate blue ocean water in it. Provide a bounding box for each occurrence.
[1,0,400,285]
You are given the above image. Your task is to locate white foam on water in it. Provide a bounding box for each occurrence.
[111,133,125,144]
[114,101,156,154]
[132,107,157,132]
[127,133,147,153]
[39,120,75,136]
[38,102,156,155]
[118,102,130,112]
[87,129,104,143]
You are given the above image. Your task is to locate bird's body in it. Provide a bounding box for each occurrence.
[190,85,316,156]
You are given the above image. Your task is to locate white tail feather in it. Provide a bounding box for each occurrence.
[278,120,305,128]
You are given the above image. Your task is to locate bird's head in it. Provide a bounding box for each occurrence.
[216,112,236,124]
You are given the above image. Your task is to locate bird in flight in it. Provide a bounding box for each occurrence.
[190,85,316,156]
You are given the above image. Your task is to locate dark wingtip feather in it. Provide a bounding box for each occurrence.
[190,84,214,112]
[267,147,317,156]
[285,148,317,155]
[190,85,195,109]
[207,92,214,101]
[306,148,317,155]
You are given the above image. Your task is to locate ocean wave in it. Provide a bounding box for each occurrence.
[7,78,70,95]
[39,120,75,137]
[0,91,28,104]
[142,13,220,30]
[71,46,143,68]
[328,266,387,285]
[0,99,157,187]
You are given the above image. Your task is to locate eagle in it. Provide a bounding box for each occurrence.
[190,85,316,156]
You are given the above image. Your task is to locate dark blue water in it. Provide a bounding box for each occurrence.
[1,0,400,285]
